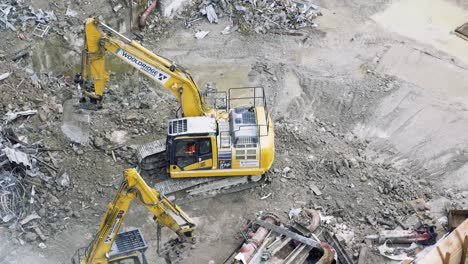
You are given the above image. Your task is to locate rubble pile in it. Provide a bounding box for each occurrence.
[0,57,77,247]
[264,118,455,259]
[188,0,322,33]
[0,123,77,244]
[0,1,56,32]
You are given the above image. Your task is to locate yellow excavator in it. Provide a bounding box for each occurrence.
[76,17,274,198]
[77,18,275,199]
[72,168,195,264]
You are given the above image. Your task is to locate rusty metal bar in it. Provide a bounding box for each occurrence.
[139,0,158,28]
[254,219,322,248]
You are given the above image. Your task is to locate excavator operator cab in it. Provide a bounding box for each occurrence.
[171,137,214,171]
[166,116,217,173]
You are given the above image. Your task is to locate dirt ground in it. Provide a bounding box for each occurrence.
[1,0,468,263]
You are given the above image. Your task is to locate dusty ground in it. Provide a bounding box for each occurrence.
[1,0,468,263]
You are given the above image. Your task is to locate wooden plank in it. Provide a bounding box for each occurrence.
[460,236,468,264]
[415,219,468,264]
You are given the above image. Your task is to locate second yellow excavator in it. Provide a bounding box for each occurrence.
[76,17,275,198]
[72,169,195,264]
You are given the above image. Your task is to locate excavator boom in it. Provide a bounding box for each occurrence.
[75,169,195,264]
[81,17,209,117]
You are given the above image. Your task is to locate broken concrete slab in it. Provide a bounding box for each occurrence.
[0,72,10,81]
[4,110,38,123]
[20,213,41,226]
[205,5,218,24]
[110,130,127,145]
[310,184,322,196]
[159,0,190,17]
[61,100,90,145]
[195,31,210,39]
[3,147,32,169]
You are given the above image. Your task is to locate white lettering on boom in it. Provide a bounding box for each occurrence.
[116,48,170,84]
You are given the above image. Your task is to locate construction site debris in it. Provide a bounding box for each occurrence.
[3,147,32,170]
[58,172,70,187]
[24,231,38,242]
[32,23,50,38]
[34,226,47,241]
[378,241,418,261]
[413,219,468,264]
[0,72,10,81]
[221,24,239,34]
[139,0,158,28]
[192,0,322,33]
[0,1,464,261]
[65,7,78,18]
[195,30,210,39]
[113,4,123,13]
[366,224,437,245]
[288,207,301,219]
[259,192,271,200]
[3,110,37,124]
[205,4,218,24]
[448,209,468,230]
[322,231,353,264]
[254,218,322,248]
[0,2,56,32]
[455,22,468,40]
[230,211,335,264]
[0,171,26,224]
[310,183,322,196]
[19,213,40,225]
[357,243,369,264]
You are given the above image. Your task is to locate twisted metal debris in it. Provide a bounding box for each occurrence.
[0,0,56,32]
[0,170,26,224]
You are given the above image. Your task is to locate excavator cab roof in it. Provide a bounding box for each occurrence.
[167,116,216,136]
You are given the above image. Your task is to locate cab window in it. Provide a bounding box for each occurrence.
[199,138,211,155]
[175,140,198,168]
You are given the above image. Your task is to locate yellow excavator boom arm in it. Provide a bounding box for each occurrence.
[81,169,195,264]
[81,17,210,117]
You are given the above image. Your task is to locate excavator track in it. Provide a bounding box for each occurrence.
[135,140,266,202]
[156,175,265,203]
[136,139,166,171]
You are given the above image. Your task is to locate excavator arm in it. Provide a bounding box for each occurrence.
[80,17,210,117]
[79,168,195,264]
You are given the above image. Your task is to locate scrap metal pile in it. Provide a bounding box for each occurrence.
[0,124,40,225]
[225,209,343,264]
[0,114,69,245]
[0,170,26,224]
[0,0,56,33]
[191,0,322,33]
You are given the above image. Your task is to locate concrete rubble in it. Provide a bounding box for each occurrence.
[0,119,75,246]
[188,0,322,33]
